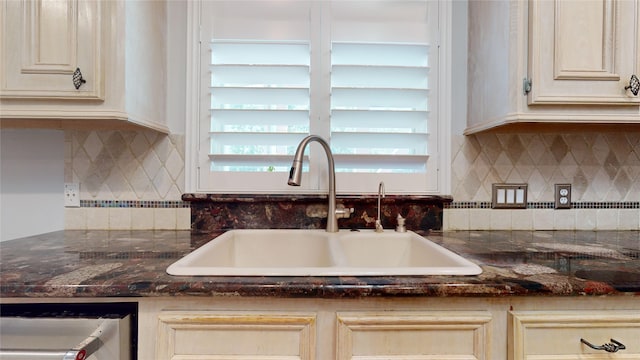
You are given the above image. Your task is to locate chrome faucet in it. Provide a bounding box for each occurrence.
[288,135,352,232]
[375,181,385,232]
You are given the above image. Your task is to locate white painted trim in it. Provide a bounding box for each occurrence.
[184,1,201,192]
[438,0,453,195]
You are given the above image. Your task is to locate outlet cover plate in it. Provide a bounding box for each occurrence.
[492,183,528,209]
[64,183,80,207]
[555,184,571,209]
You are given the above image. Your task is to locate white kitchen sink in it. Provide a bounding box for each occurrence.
[166,229,482,276]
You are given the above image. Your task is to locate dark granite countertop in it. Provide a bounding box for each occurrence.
[1,230,639,298]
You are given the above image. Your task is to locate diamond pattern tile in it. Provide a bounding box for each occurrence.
[549,136,569,162]
[165,149,183,181]
[67,130,185,201]
[451,132,640,202]
[83,132,102,161]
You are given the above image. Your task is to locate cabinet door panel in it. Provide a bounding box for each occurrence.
[156,311,316,360]
[0,0,103,99]
[509,310,640,359]
[528,0,640,105]
[336,311,492,359]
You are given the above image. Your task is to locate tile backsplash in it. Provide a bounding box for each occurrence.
[64,130,190,230]
[451,132,640,202]
[65,130,185,200]
[447,132,640,230]
[65,129,640,231]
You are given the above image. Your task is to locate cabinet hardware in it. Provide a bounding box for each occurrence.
[580,338,626,353]
[625,74,639,96]
[73,67,87,90]
[522,78,532,95]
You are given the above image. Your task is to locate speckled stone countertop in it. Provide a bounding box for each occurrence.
[1,230,639,298]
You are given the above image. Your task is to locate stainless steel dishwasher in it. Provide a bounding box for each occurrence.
[0,303,136,360]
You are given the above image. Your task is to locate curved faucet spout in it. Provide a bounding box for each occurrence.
[288,135,339,232]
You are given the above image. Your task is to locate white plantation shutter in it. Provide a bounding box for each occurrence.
[330,41,431,173]
[209,40,310,172]
[194,0,446,194]
[197,1,314,191]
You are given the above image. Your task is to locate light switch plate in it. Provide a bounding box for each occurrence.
[492,183,528,209]
[64,183,80,207]
[555,184,571,209]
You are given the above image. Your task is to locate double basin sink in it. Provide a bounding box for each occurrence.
[167,229,482,276]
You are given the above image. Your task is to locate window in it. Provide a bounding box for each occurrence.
[187,0,451,194]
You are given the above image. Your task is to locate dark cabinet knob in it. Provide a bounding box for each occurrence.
[73,67,87,90]
[625,74,639,96]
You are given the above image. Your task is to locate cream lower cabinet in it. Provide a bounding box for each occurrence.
[140,297,640,360]
[156,311,317,360]
[336,311,492,359]
[155,310,491,360]
[508,310,640,360]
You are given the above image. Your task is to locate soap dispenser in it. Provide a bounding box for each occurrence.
[395,214,407,232]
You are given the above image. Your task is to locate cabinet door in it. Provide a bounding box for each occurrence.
[0,0,103,99]
[509,310,640,359]
[528,0,640,105]
[156,311,316,360]
[336,311,492,360]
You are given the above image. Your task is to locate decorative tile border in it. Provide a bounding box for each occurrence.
[79,200,190,208]
[447,201,640,209]
[446,201,493,209]
[571,202,640,209]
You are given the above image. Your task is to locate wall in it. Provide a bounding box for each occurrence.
[63,130,190,230]
[62,0,639,232]
[1,129,64,241]
[443,1,640,231]
[63,1,190,231]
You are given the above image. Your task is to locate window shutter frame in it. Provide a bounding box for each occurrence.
[186,0,452,195]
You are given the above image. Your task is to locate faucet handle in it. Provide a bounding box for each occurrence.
[375,219,384,233]
[336,204,354,219]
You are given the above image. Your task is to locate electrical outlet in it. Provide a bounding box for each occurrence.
[64,183,80,207]
[555,184,571,209]
[492,183,528,209]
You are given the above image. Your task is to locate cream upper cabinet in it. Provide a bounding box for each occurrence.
[528,0,640,105]
[0,0,103,99]
[466,0,640,134]
[0,0,169,133]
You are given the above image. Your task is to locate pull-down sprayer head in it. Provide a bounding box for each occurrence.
[287,159,303,186]
[287,135,332,187]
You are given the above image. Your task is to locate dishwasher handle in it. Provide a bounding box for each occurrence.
[0,320,110,360]
[62,323,103,360]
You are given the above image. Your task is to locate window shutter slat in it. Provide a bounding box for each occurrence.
[333,154,429,173]
[330,42,431,174]
[208,40,310,172]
